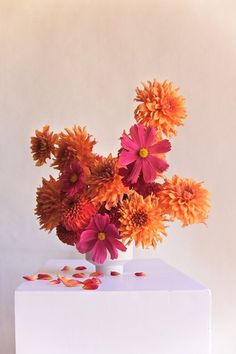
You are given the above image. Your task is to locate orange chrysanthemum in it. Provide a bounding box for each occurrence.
[61,194,96,232]
[87,154,130,210]
[119,192,167,248]
[52,126,96,173]
[31,125,58,166]
[158,175,210,226]
[35,176,62,232]
[134,80,187,138]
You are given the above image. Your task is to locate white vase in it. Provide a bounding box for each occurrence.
[85,244,133,275]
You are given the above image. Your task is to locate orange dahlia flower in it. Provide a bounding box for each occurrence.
[61,193,96,232]
[118,192,167,248]
[158,175,210,226]
[31,125,58,166]
[87,154,130,210]
[134,80,187,138]
[52,126,96,173]
[35,176,62,232]
[56,224,81,246]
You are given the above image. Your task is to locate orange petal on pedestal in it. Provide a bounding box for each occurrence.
[75,266,87,271]
[48,279,61,285]
[89,271,104,277]
[23,275,38,281]
[59,276,82,287]
[83,278,102,287]
[61,266,71,271]
[38,273,53,280]
[110,271,120,276]
[82,283,99,290]
[134,272,146,276]
[72,273,86,278]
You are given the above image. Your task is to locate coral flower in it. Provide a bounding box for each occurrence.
[35,176,62,232]
[76,213,127,264]
[61,194,96,232]
[60,161,85,197]
[158,175,210,226]
[134,80,187,138]
[87,154,130,209]
[119,192,167,248]
[119,124,171,184]
[56,224,81,246]
[52,126,96,174]
[31,125,58,166]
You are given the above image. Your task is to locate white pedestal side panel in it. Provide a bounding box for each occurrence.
[15,259,211,354]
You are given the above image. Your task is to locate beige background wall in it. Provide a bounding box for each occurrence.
[0,1,235,353]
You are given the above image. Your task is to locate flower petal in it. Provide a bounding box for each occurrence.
[59,276,82,287]
[84,277,102,286]
[23,275,38,281]
[144,127,156,147]
[134,272,146,276]
[76,238,97,254]
[82,283,99,290]
[130,124,142,145]
[148,155,169,173]
[38,273,53,280]
[141,158,157,183]
[72,273,86,278]
[136,124,146,146]
[121,133,139,151]
[90,271,104,277]
[79,230,97,242]
[60,266,71,272]
[94,214,109,231]
[75,266,87,270]
[49,279,61,285]
[104,239,118,260]
[119,150,137,166]
[104,224,120,238]
[128,160,142,183]
[109,237,127,252]
[148,139,171,154]
[91,241,107,264]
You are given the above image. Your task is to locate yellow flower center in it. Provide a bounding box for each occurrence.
[98,232,106,241]
[139,148,149,158]
[70,173,78,183]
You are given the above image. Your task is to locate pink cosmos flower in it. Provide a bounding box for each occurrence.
[119,124,171,183]
[60,161,84,197]
[76,213,127,264]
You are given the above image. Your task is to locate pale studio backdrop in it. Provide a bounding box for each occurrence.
[0,1,235,353]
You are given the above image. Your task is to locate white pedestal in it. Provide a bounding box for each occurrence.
[15,259,211,354]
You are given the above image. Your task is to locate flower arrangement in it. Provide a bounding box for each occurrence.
[30,79,210,265]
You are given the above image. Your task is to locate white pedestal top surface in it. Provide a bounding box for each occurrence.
[16,258,208,293]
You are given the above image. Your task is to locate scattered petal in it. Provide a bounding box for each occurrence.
[110,271,120,276]
[38,273,53,280]
[89,271,104,277]
[58,275,82,287]
[134,272,146,276]
[82,283,99,290]
[49,279,61,285]
[72,273,86,278]
[75,266,87,271]
[23,275,38,281]
[61,265,71,271]
[85,277,102,285]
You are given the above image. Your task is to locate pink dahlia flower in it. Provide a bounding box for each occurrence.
[76,213,126,264]
[119,124,171,183]
[60,161,84,197]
